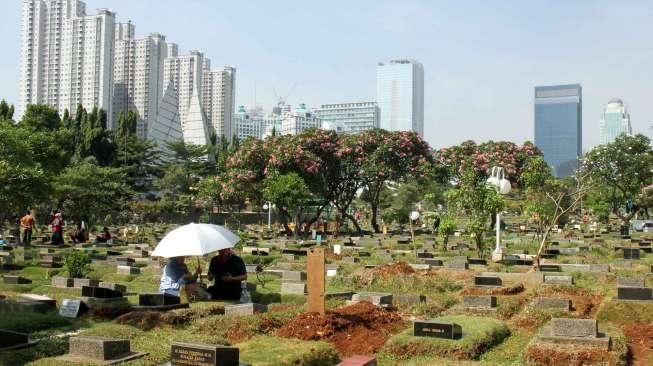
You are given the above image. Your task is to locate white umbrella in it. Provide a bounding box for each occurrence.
[151,223,240,258]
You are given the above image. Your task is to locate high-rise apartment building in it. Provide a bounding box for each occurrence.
[313,102,379,133]
[163,51,208,144]
[376,60,424,136]
[113,21,170,137]
[19,0,114,122]
[599,98,632,144]
[202,66,236,140]
[534,84,582,177]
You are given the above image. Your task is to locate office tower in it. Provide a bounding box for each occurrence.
[313,102,379,133]
[376,59,424,136]
[19,0,119,121]
[163,51,209,144]
[234,105,263,140]
[534,84,582,177]
[113,23,169,137]
[280,103,320,136]
[150,81,184,149]
[203,66,236,140]
[599,98,632,144]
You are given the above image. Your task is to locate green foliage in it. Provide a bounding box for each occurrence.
[446,165,504,255]
[20,104,61,131]
[582,134,653,223]
[437,215,457,248]
[263,172,311,218]
[380,182,421,226]
[63,250,92,278]
[54,161,133,225]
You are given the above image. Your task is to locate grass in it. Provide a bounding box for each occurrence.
[596,299,653,325]
[238,335,340,366]
[382,315,510,360]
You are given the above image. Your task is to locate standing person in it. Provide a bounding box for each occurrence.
[207,248,247,300]
[20,210,35,246]
[51,212,64,245]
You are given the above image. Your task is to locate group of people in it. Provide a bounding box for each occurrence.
[17,209,113,246]
[159,248,247,301]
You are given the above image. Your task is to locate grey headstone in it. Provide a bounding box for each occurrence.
[550,318,597,338]
[463,295,497,308]
[223,303,267,316]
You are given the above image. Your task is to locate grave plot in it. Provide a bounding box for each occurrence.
[276,301,405,357]
[381,315,510,361]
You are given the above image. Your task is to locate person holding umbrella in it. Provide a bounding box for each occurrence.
[207,248,247,300]
[159,256,205,299]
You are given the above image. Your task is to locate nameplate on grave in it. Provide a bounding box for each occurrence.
[539,264,561,272]
[622,248,640,260]
[617,287,653,301]
[59,299,84,318]
[474,276,502,287]
[171,342,239,366]
[82,286,123,298]
[413,320,462,339]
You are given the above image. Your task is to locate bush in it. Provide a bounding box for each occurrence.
[63,250,92,278]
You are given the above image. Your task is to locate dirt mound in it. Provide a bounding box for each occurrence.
[115,305,225,330]
[623,323,653,366]
[115,311,162,330]
[358,261,416,285]
[525,342,624,366]
[276,301,406,356]
[460,283,525,296]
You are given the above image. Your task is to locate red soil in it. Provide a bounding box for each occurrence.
[276,301,406,357]
[622,323,653,366]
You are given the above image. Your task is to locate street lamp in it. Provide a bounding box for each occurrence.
[262,202,276,229]
[486,166,511,260]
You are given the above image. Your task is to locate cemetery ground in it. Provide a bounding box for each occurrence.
[1,223,653,365]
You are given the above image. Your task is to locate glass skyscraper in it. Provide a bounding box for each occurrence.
[376,60,424,136]
[599,98,631,144]
[534,84,582,177]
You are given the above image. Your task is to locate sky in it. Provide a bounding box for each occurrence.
[2,0,652,149]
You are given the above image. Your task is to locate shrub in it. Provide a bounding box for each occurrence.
[63,250,92,278]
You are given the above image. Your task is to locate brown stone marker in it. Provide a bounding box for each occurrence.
[307,247,325,314]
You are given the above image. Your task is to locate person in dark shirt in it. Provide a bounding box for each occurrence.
[207,248,247,300]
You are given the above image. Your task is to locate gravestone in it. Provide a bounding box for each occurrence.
[424,259,443,266]
[51,276,74,288]
[533,297,571,311]
[617,287,653,301]
[18,294,56,310]
[307,247,326,314]
[342,256,360,263]
[99,282,127,294]
[616,278,645,288]
[282,271,307,283]
[82,286,123,298]
[413,320,462,339]
[417,252,434,258]
[65,336,145,364]
[544,275,574,285]
[551,318,596,338]
[468,258,487,265]
[622,248,640,260]
[59,299,85,318]
[3,275,31,284]
[539,264,561,272]
[224,303,267,316]
[0,329,32,350]
[280,282,307,295]
[446,261,469,270]
[73,278,100,288]
[473,276,502,287]
[139,293,180,306]
[170,342,242,366]
[117,265,140,275]
[351,292,393,306]
[463,295,497,309]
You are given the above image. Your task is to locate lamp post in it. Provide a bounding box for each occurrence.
[262,202,276,229]
[486,167,511,261]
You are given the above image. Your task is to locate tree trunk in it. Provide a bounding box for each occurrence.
[533,226,552,270]
[370,202,380,233]
[344,212,363,234]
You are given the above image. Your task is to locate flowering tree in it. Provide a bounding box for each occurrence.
[436,140,541,186]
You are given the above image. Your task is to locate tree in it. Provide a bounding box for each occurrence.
[581,134,653,226]
[520,156,559,240]
[445,164,504,257]
[54,161,132,226]
[262,172,311,235]
[113,111,161,192]
[20,104,61,131]
[437,215,457,251]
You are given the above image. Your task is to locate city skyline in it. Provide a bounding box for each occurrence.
[5,0,653,148]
